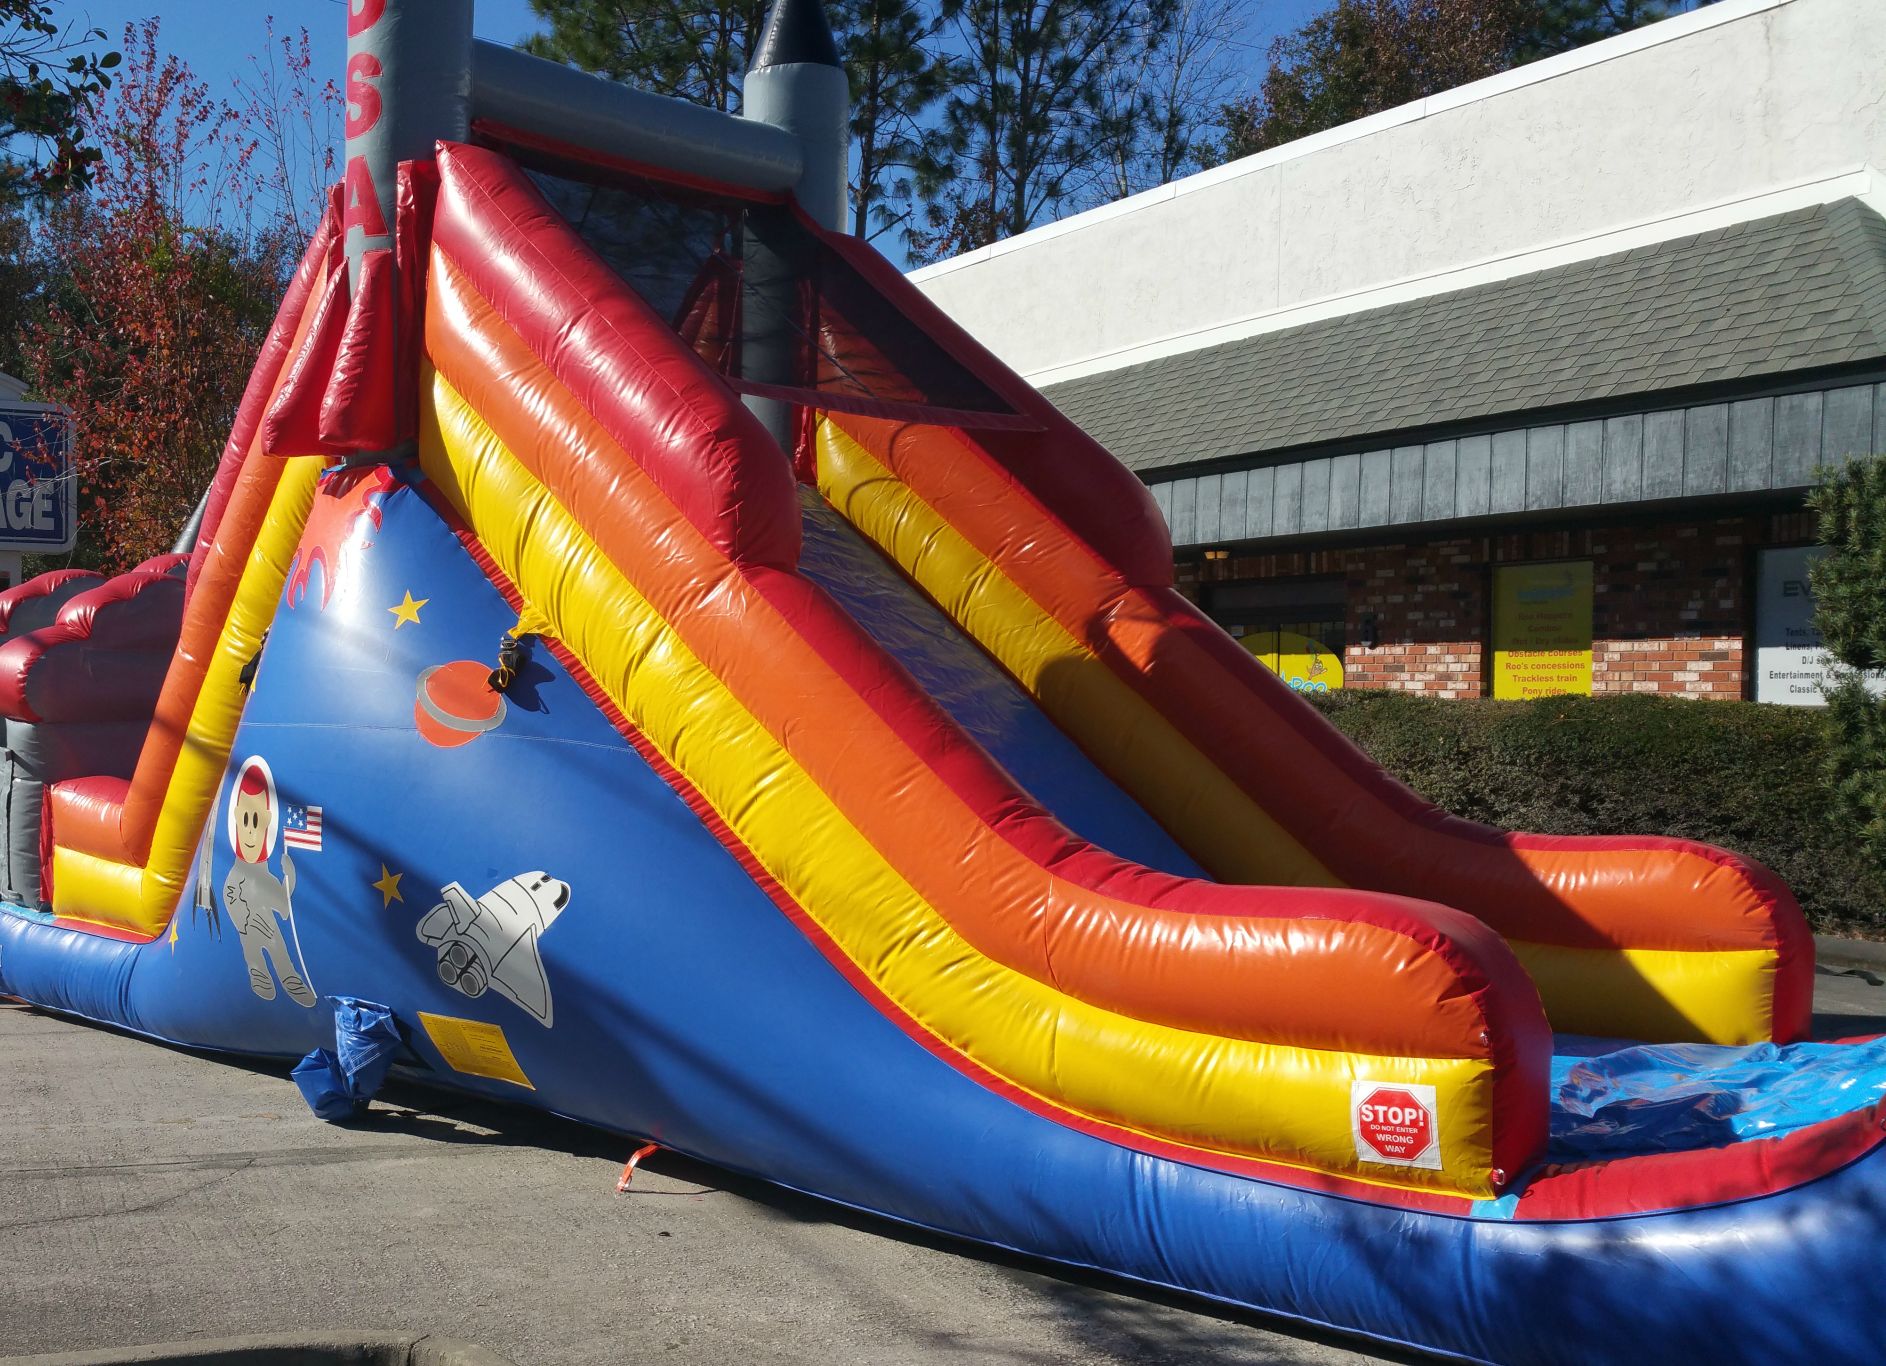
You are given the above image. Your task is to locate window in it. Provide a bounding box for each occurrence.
[1490,561,1592,699]
[1206,578,1346,693]
[1751,546,1886,705]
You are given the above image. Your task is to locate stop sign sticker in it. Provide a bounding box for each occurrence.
[1351,1081,1442,1169]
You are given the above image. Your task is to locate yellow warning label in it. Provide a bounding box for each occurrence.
[418,1011,534,1089]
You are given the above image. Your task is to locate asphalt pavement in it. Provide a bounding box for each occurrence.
[4,965,1883,1366]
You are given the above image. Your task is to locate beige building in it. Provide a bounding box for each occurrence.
[911,0,1886,704]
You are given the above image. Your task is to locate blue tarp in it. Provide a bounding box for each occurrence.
[1550,1033,1886,1161]
[291,1047,355,1120]
[292,997,401,1121]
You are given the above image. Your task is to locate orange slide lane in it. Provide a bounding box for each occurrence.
[821,412,1813,1042]
[50,215,339,880]
[414,138,1564,1194]
[426,239,1542,1064]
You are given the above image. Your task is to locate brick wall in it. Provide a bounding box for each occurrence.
[1187,508,1817,700]
[1187,538,1487,698]
[1585,522,1746,699]
[1348,540,1484,697]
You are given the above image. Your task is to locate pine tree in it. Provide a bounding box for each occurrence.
[1095,0,1252,199]
[1215,0,1717,164]
[1808,456,1886,874]
[1,1,120,198]
[524,0,771,114]
[835,0,947,242]
[912,0,1178,261]
[1217,0,1520,162]
[0,195,33,376]
[1514,0,1710,61]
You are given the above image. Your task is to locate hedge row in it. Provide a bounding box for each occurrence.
[1304,690,1885,937]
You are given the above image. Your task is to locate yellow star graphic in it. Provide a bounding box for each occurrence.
[168,918,180,951]
[372,864,404,908]
[388,590,428,629]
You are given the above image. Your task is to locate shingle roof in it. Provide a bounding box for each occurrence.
[1041,199,1886,475]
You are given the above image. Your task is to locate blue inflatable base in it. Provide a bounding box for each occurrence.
[6,484,1884,1365]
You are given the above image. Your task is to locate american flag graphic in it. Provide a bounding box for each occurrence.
[283,803,324,852]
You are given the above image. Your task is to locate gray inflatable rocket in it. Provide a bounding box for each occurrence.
[416,871,570,1027]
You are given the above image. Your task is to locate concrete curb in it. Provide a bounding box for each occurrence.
[1817,934,1886,972]
[0,1334,515,1366]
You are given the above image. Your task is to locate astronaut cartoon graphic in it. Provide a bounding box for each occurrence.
[416,872,569,1026]
[221,757,316,1007]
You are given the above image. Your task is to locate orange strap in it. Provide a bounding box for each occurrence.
[615,1142,662,1192]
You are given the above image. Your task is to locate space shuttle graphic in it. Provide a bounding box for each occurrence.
[416,871,570,1026]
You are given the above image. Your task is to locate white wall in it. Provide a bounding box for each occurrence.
[911,0,1886,388]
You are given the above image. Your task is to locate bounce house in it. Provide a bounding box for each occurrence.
[4,3,1884,1360]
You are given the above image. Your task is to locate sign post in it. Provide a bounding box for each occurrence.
[0,400,79,585]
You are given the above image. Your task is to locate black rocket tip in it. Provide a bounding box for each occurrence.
[750,0,842,71]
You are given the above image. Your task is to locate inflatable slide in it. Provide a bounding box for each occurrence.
[3,4,1883,1362]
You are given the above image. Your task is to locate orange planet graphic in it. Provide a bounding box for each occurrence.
[415,660,507,748]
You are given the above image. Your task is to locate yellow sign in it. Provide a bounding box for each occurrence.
[1492,562,1593,700]
[1240,629,1344,693]
[419,1011,534,1089]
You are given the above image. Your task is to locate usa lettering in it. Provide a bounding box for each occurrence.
[343,0,389,242]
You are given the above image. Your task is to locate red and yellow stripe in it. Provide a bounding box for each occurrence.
[815,412,1811,1046]
[48,217,336,938]
[419,143,1557,1198]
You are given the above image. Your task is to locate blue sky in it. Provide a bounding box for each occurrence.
[66,0,1324,263]
[70,1,1324,124]
[70,1,549,95]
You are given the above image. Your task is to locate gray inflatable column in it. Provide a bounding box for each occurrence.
[344,0,474,293]
[743,0,850,231]
[342,2,473,459]
[741,0,852,449]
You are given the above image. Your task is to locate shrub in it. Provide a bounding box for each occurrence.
[1307,690,1885,937]
[1808,455,1886,880]
[1823,680,1886,873]
[1808,455,1886,670]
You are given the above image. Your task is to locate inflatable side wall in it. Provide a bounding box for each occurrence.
[0,18,1877,1355]
[37,215,336,940]
[418,142,1554,1199]
[803,258,1814,1048]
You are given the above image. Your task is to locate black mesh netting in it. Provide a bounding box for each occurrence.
[509,148,1022,426]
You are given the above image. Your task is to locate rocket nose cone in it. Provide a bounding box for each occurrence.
[750,0,841,71]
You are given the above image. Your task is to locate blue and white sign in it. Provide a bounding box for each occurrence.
[0,402,78,553]
[1754,545,1886,706]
